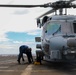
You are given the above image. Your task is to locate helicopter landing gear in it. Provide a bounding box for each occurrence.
[35,50,44,65]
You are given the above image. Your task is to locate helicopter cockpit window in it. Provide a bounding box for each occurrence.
[46,23,61,35]
[73,23,76,33]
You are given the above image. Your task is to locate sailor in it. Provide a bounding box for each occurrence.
[17,45,28,64]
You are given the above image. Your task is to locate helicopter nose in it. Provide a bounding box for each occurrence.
[67,38,76,47]
[49,36,67,50]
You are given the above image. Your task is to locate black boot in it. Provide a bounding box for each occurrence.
[17,60,21,64]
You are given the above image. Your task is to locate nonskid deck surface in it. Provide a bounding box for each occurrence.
[0,55,76,75]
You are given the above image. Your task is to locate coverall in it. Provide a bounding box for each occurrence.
[17,45,28,64]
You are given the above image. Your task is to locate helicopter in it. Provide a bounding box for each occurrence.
[0,0,76,62]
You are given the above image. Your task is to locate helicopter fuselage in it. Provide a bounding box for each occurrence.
[0,0,75,63]
[36,15,76,62]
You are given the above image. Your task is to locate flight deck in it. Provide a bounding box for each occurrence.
[0,55,76,75]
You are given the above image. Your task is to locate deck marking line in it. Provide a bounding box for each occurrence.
[0,70,23,72]
[0,66,9,68]
[21,64,33,75]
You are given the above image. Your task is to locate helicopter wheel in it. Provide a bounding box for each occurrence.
[36,50,44,65]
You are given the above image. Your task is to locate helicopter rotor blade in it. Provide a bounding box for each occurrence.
[71,3,76,8]
[68,0,75,3]
[0,0,75,8]
[68,0,76,8]
[37,8,58,19]
[0,4,49,8]
[0,0,75,18]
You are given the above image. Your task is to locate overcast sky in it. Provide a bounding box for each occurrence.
[0,0,76,55]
